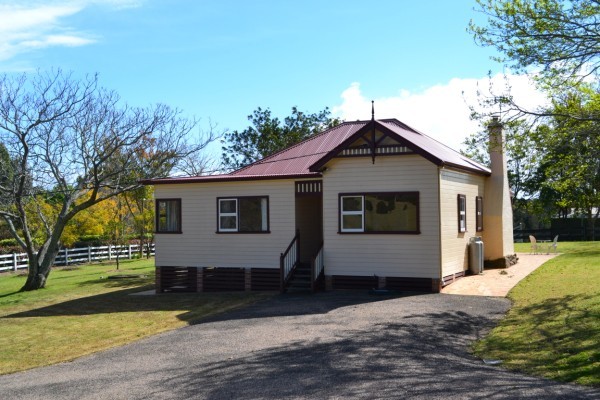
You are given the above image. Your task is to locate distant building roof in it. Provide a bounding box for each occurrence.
[143,119,490,185]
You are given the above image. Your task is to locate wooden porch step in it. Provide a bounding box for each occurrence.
[285,262,312,292]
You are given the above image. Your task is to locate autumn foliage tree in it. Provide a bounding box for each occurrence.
[0,70,214,291]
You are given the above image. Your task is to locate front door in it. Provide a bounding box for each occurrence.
[294,181,323,264]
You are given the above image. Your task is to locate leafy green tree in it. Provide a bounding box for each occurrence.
[221,106,341,170]
[465,87,600,235]
[463,119,554,229]
[471,0,600,79]
[463,119,541,201]
[470,0,600,120]
[535,89,600,238]
[0,70,215,291]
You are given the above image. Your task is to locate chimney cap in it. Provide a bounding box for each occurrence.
[489,114,502,127]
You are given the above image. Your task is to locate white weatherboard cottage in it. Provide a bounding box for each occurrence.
[143,116,515,293]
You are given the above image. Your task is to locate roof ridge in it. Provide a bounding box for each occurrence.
[231,120,364,175]
[379,118,422,135]
[380,119,474,160]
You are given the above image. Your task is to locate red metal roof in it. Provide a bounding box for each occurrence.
[143,119,489,185]
[231,121,367,176]
[377,119,491,174]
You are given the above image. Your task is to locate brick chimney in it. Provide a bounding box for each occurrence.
[482,116,516,266]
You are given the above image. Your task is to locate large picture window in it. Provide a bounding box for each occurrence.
[458,194,467,233]
[218,196,269,233]
[339,192,419,234]
[156,199,181,233]
[476,196,483,232]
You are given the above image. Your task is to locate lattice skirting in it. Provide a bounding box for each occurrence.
[328,275,441,292]
[157,267,441,293]
[156,266,280,293]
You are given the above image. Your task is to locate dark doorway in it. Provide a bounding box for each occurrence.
[295,181,323,264]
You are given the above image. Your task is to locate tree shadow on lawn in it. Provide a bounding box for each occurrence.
[480,293,600,386]
[0,291,20,299]
[77,275,153,288]
[1,288,417,324]
[142,310,599,400]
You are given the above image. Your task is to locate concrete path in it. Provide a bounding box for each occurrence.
[1,292,598,399]
[442,252,559,297]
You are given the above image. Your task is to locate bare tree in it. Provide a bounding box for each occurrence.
[0,70,215,291]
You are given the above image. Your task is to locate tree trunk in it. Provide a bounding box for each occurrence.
[20,249,58,291]
[19,222,63,291]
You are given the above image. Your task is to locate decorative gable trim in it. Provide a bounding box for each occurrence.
[339,144,413,157]
[309,121,442,172]
[295,180,322,196]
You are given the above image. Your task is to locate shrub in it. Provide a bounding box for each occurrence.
[0,245,25,255]
[0,238,18,247]
[73,235,109,248]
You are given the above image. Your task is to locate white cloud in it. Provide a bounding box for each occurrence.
[332,74,549,152]
[0,1,142,62]
[97,0,143,9]
[21,34,95,49]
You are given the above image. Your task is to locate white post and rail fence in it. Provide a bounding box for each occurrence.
[0,243,155,273]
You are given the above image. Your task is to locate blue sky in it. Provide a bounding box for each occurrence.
[0,0,543,157]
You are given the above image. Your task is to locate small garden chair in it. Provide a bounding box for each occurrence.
[529,235,539,254]
[548,235,559,254]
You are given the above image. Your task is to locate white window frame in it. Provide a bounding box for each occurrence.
[458,194,467,233]
[218,198,238,232]
[476,196,483,232]
[340,195,364,232]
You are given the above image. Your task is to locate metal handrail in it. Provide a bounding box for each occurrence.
[280,230,300,292]
[310,242,324,292]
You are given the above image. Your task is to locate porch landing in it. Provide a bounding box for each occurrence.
[441,252,558,297]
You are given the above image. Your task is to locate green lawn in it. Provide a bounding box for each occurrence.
[474,241,600,386]
[0,259,272,374]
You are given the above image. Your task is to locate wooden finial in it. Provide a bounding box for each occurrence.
[371,100,375,121]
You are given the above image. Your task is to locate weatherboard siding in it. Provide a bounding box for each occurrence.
[154,180,295,269]
[322,156,440,279]
[439,169,486,277]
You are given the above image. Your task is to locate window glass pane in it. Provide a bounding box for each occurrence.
[239,197,262,232]
[158,202,167,231]
[261,198,268,231]
[476,197,483,231]
[342,214,363,230]
[365,193,418,232]
[157,200,180,232]
[458,195,466,232]
[342,196,362,212]
[220,199,236,213]
[168,200,180,231]
[239,197,265,232]
[220,216,237,230]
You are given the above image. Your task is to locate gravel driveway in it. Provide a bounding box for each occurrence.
[1,292,598,399]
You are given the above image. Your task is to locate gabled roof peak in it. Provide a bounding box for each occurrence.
[143,118,490,185]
